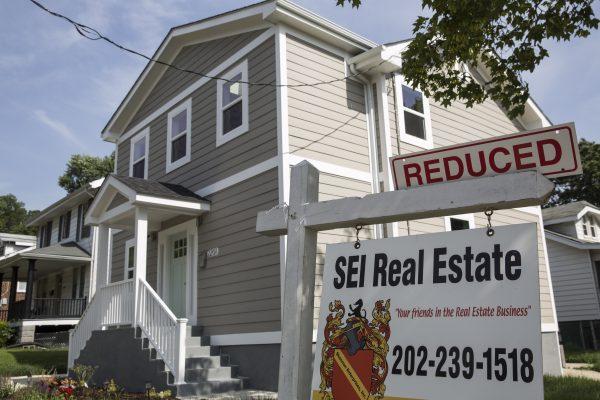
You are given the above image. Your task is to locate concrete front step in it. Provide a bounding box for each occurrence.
[185,366,238,381]
[186,345,217,358]
[185,355,230,370]
[175,378,247,397]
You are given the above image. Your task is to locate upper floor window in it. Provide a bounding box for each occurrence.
[216,60,249,147]
[166,99,192,173]
[58,211,71,241]
[76,199,92,241]
[394,74,433,150]
[130,129,149,179]
[583,223,589,236]
[43,220,52,247]
[592,225,597,238]
[445,214,475,232]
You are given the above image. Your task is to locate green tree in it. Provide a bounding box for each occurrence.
[0,194,38,235]
[547,139,600,207]
[337,0,598,119]
[58,154,114,193]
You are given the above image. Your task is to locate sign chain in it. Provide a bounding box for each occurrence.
[354,224,363,249]
[485,210,495,237]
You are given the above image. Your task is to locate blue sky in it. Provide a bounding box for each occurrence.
[1,0,598,210]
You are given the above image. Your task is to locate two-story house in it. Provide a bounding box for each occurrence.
[67,1,562,396]
[543,201,600,350]
[0,233,36,320]
[0,179,102,345]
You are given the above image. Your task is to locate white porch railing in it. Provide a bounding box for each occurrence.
[68,280,134,367]
[136,279,188,384]
[68,279,187,385]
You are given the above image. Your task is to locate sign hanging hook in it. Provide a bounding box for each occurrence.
[354,224,363,249]
[485,210,495,237]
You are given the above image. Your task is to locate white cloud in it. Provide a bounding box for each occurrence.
[33,110,88,151]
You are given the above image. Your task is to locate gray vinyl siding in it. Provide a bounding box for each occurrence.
[547,241,600,322]
[126,29,268,130]
[117,37,277,191]
[286,35,370,172]
[313,173,374,331]
[196,169,280,335]
[110,231,130,283]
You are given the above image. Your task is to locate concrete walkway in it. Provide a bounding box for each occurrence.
[564,363,600,380]
[180,390,277,400]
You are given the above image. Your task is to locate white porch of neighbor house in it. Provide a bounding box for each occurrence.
[67,175,210,384]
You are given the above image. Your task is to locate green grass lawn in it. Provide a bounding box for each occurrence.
[565,347,600,372]
[545,375,600,399]
[0,348,67,377]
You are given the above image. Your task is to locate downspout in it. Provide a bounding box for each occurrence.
[350,63,383,239]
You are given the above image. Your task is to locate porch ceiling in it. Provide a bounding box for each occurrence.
[86,174,211,230]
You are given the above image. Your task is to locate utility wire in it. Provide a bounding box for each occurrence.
[28,0,389,88]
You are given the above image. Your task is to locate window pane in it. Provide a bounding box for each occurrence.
[223,101,243,134]
[450,218,470,231]
[402,85,424,113]
[128,270,134,280]
[222,73,242,106]
[171,110,187,137]
[132,159,145,178]
[128,246,135,268]
[133,136,146,161]
[404,111,426,139]
[171,134,187,162]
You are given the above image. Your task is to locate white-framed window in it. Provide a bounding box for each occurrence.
[216,60,249,147]
[444,214,475,232]
[394,74,433,150]
[124,238,135,280]
[16,281,27,293]
[129,128,149,179]
[166,99,192,173]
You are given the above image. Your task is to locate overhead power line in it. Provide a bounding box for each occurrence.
[27,0,389,88]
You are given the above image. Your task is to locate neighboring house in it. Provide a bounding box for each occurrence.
[0,233,36,320]
[543,201,600,350]
[0,179,103,345]
[67,1,562,395]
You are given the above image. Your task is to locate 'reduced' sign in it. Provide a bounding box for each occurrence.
[390,122,580,189]
[311,224,542,400]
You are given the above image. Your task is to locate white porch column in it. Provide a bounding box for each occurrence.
[94,224,110,294]
[133,207,148,325]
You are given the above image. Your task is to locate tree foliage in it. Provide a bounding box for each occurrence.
[58,154,114,193]
[336,0,362,7]
[547,140,600,207]
[337,0,598,119]
[0,195,38,235]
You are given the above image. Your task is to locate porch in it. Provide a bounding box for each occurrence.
[70,175,211,386]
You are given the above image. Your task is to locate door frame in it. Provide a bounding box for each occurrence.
[157,219,198,325]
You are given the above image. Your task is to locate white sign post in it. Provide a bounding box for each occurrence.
[311,224,542,400]
[256,161,556,400]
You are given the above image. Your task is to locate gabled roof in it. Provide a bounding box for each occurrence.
[27,178,104,228]
[545,229,600,250]
[101,0,376,142]
[0,241,90,270]
[542,201,600,225]
[111,175,209,204]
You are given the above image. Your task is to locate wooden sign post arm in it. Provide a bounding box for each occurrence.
[278,161,319,400]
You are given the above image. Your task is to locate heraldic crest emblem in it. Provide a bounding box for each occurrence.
[318,298,391,400]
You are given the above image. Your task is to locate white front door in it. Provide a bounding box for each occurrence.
[167,233,187,318]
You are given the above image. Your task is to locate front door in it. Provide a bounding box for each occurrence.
[167,233,187,318]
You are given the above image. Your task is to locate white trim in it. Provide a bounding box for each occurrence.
[166,98,192,173]
[216,60,249,147]
[275,25,291,316]
[134,195,210,212]
[157,219,198,324]
[288,154,371,182]
[541,323,558,333]
[515,206,541,216]
[16,318,80,327]
[394,73,434,150]
[129,128,149,179]
[209,329,322,345]
[115,28,276,145]
[195,156,278,197]
[444,213,475,231]
[124,238,135,281]
[545,230,600,250]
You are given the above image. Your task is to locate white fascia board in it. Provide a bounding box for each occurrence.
[288,155,372,183]
[543,216,578,226]
[545,230,600,250]
[133,195,210,212]
[349,44,404,75]
[577,206,600,220]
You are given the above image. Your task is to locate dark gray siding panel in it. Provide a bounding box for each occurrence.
[196,168,280,335]
[117,37,277,190]
[110,231,131,283]
[126,29,268,130]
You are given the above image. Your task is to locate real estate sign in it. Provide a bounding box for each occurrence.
[311,224,542,400]
[390,122,580,189]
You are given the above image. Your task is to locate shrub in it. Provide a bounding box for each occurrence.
[0,322,14,348]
